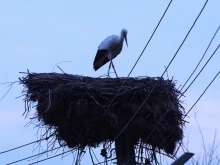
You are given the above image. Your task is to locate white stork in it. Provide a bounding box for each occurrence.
[93,28,128,77]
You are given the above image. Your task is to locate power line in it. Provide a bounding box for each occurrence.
[4,0,173,162]
[181,44,220,96]
[27,149,73,165]
[125,69,220,165]
[108,0,209,150]
[160,70,220,150]
[6,146,62,165]
[180,25,220,92]
[0,138,47,155]
[134,42,220,159]
[185,72,220,116]
[95,158,117,165]
[102,0,173,116]
[2,0,172,157]
[106,0,211,163]
[143,32,220,145]
[129,41,219,164]
[1,1,212,164]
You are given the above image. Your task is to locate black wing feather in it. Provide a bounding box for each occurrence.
[93,49,110,71]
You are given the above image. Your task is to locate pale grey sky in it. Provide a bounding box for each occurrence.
[0,0,220,164]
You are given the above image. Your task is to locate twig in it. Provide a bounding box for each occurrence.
[52,60,73,72]
[57,65,66,74]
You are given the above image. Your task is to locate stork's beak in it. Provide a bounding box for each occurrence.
[125,35,128,47]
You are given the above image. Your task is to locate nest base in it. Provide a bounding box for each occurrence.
[19,72,185,156]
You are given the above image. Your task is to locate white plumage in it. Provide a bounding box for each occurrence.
[93,28,128,77]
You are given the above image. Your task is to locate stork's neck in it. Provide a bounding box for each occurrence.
[120,34,125,43]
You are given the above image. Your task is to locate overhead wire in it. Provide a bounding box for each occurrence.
[27,149,74,165]
[160,70,220,152]
[5,146,62,165]
[142,43,220,155]
[140,29,220,149]
[124,1,219,163]
[130,41,220,162]
[102,0,173,116]
[4,0,172,161]
[1,0,215,164]
[124,70,220,165]
[106,0,209,151]
[180,44,220,96]
[184,71,220,117]
[1,1,173,163]
[106,0,211,163]
[0,138,47,155]
[166,41,220,150]
[127,35,219,165]
[180,25,220,92]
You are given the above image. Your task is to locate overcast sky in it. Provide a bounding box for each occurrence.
[0,0,220,164]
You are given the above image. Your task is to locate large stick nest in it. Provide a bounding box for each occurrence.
[19,72,185,156]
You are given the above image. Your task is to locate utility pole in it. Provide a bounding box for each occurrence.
[115,135,136,165]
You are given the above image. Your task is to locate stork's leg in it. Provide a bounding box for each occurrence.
[107,61,112,77]
[111,61,118,78]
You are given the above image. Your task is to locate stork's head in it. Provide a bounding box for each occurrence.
[121,28,128,47]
